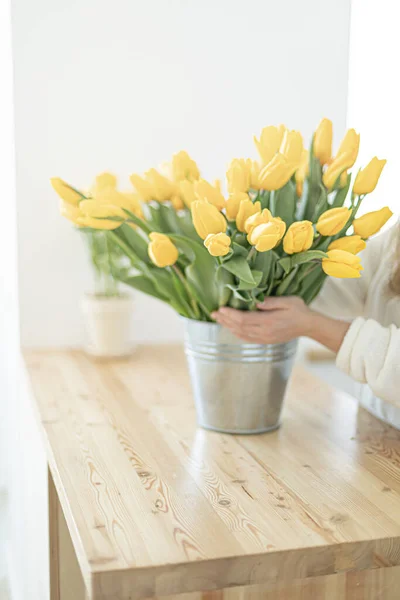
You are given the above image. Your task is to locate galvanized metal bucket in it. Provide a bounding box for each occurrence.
[183,318,297,434]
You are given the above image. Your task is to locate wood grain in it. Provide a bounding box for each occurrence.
[24,346,400,600]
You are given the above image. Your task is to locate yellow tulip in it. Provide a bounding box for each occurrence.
[148,232,179,267]
[249,160,262,190]
[80,200,126,220]
[258,154,297,191]
[60,201,83,225]
[50,177,85,206]
[323,128,360,189]
[226,158,250,194]
[322,249,363,279]
[171,195,185,210]
[179,180,197,207]
[191,200,227,240]
[93,172,117,192]
[313,118,333,164]
[213,179,222,192]
[226,192,249,221]
[244,208,272,235]
[316,207,352,236]
[328,235,366,254]
[194,179,226,211]
[254,124,286,165]
[171,150,200,182]
[280,130,304,166]
[352,157,387,195]
[339,171,348,187]
[353,207,393,238]
[77,216,121,230]
[295,150,309,197]
[130,174,155,202]
[236,199,261,232]
[204,232,231,257]
[249,218,286,252]
[145,169,176,202]
[283,221,314,254]
[93,188,142,214]
[337,128,360,161]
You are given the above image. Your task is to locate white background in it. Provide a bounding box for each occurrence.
[12,0,352,348]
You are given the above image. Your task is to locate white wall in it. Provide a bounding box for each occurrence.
[12,0,351,348]
[348,0,400,217]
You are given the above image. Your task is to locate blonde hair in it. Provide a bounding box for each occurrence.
[389,224,400,294]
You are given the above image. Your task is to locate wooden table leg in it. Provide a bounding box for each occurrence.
[48,468,61,600]
[48,467,88,599]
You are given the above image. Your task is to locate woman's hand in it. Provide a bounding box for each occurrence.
[212,297,313,344]
[212,297,351,352]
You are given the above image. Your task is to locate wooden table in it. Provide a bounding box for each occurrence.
[24,346,400,600]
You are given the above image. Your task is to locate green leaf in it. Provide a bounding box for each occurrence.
[168,234,219,312]
[158,203,183,234]
[284,250,328,270]
[124,275,169,302]
[311,184,329,221]
[253,250,277,285]
[225,286,254,303]
[176,209,199,240]
[278,257,291,275]
[123,209,153,235]
[273,180,297,226]
[216,267,234,307]
[221,256,256,285]
[143,204,163,232]
[276,268,299,296]
[331,174,352,208]
[237,270,263,290]
[259,191,271,210]
[232,242,249,257]
[117,223,151,264]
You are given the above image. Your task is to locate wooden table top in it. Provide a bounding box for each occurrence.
[24,346,400,599]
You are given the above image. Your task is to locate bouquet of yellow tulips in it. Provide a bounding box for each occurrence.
[51,119,392,321]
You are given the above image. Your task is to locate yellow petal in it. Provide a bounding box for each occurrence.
[50,177,85,206]
[353,157,386,195]
[353,207,393,238]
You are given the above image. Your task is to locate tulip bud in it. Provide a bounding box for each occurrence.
[148,232,179,267]
[322,249,363,279]
[352,157,387,195]
[80,200,126,220]
[50,177,85,206]
[280,130,304,166]
[249,160,261,190]
[93,172,117,192]
[171,151,200,182]
[283,221,314,254]
[323,129,360,189]
[249,218,286,252]
[171,195,185,210]
[295,150,309,197]
[258,154,297,191]
[353,207,393,238]
[179,180,197,207]
[60,201,82,225]
[226,192,249,221]
[226,159,250,194]
[244,208,272,235]
[254,124,286,165]
[204,232,231,257]
[316,207,352,236]
[94,188,142,214]
[236,199,261,232]
[145,169,176,202]
[328,235,366,254]
[313,118,333,165]
[77,216,122,230]
[191,200,227,240]
[194,179,226,211]
[130,174,155,202]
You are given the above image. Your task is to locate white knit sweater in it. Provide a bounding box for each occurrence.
[313,225,400,425]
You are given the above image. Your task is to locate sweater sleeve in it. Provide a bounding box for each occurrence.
[337,318,400,407]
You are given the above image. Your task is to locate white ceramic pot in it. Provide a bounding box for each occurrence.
[82,294,133,358]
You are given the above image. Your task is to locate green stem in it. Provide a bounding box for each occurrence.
[172,265,201,319]
[247,247,257,263]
